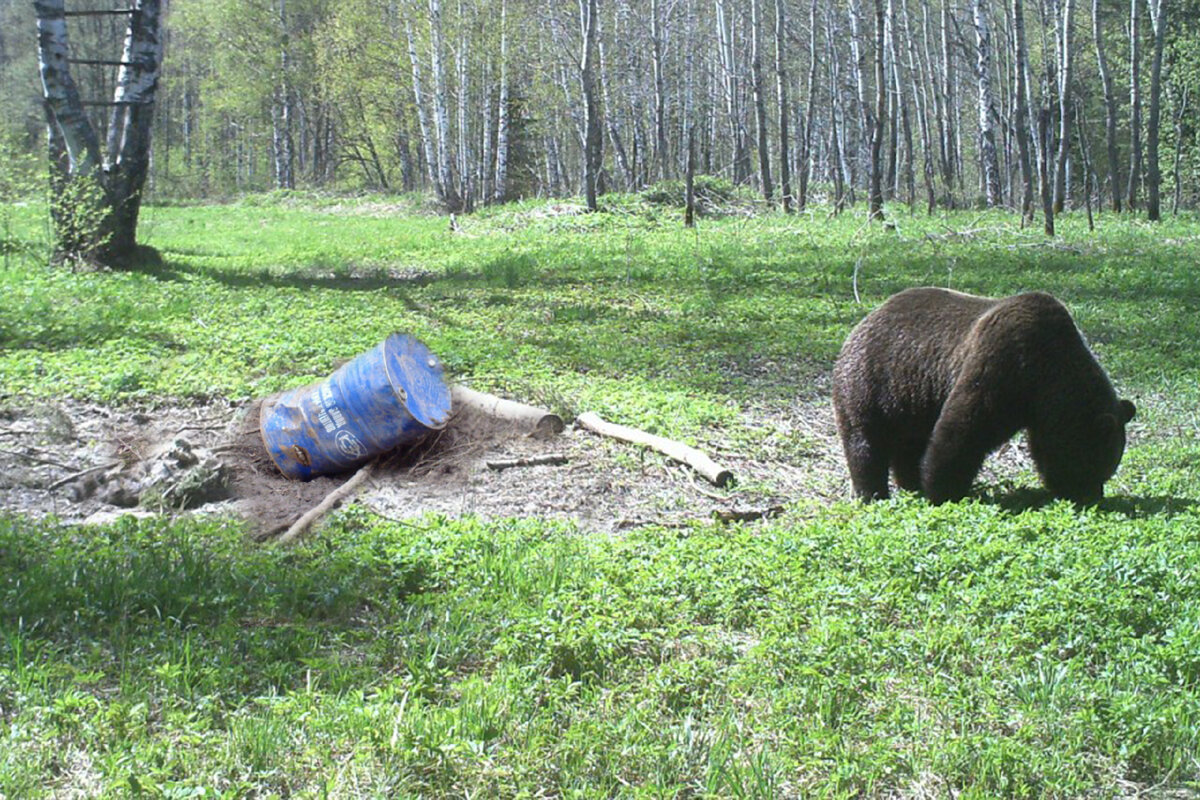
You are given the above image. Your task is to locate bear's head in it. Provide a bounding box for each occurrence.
[1030,398,1136,504]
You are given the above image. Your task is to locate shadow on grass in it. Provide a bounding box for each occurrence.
[979,486,1198,518]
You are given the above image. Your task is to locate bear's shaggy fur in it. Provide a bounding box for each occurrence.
[832,287,1135,504]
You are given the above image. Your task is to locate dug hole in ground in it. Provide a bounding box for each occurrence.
[0,385,1041,537]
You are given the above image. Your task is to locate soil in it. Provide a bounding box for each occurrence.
[0,392,1041,538]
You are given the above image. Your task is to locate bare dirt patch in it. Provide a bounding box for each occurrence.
[0,393,1046,536]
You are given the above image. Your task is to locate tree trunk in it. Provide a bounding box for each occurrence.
[940,0,959,205]
[651,0,671,181]
[1053,0,1074,212]
[797,0,819,211]
[716,0,750,184]
[773,0,791,212]
[1172,87,1188,215]
[428,0,462,211]
[1039,106,1055,235]
[973,0,1003,208]
[1092,0,1121,211]
[36,0,163,265]
[579,0,603,211]
[1144,0,1165,221]
[750,0,773,202]
[596,8,633,189]
[493,0,510,202]
[1126,0,1143,211]
[869,0,886,220]
[404,15,441,194]
[1012,0,1035,221]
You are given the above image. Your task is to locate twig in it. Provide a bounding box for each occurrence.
[486,453,568,471]
[172,424,226,435]
[712,506,785,524]
[0,447,79,471]
[852,258,863,304]
[576,412,734,488]
[273,458,378,545]
[47,461,120,491]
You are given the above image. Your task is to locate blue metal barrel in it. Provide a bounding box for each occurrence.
[259,333,452,480]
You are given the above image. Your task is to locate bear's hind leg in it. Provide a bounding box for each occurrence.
[841,427,891,501]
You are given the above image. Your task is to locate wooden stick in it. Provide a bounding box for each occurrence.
[713,506,785,524]
[0,447,80,471]
[451,384,564,436]
[576,412,734,488]
[486,453,568,471]
[274,459,377,545]
[47,461,120,491]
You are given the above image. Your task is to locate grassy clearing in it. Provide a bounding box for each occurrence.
[2,195,1200,796]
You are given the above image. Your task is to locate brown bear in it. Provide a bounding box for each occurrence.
[832,287,1135,504]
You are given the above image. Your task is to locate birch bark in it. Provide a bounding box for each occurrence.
[1092,0,1121,211]
[972,0,1003,207]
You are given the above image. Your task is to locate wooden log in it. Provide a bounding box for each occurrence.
[575,412,734,488]
[451,384,564,436]
[274,459,377,545]
[486,453,568,471]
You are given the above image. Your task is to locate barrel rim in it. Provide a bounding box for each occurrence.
[382,332,452,431]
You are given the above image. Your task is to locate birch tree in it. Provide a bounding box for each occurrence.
[579,0,602,211]
[750,0,773,201]
[1145,0,1166,220]
[1127,0,1143,210]
[493,0,510,202]
[1053,0,1075,212]
[972,0,1003,207]
[1012,0,1035,220]
[427,0,462,211]
[1092,0,1121,211]
[774,0,791,212]
[35,0,163,264]
[868,0,886,220]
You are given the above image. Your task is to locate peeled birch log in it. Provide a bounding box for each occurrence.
[451,384,565,436]
[575,412,734,488]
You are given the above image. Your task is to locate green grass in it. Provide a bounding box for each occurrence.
[2,503,1198,797]
[2,196,1200,796]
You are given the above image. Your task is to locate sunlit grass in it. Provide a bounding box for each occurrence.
[2,195,1199,795]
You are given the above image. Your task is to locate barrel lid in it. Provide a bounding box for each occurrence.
[383,333,452,430]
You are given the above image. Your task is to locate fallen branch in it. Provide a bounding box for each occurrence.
[274,458,378,545]
[576,412,734,488]
[486,453,568,471]
[47,460,120,491]
[0,446,80,471]
[712,506,785,524]
[451,385,565,437]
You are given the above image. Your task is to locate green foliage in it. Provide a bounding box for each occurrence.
[1,198,1200,795]
[47,173,113,268]
[640,174,743,214]
[2,498,1199,796]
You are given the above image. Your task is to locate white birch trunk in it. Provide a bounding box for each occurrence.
[493,0,510,202]
[428,0,461,210]
[972,0,1003,207]
[404,15,441,193]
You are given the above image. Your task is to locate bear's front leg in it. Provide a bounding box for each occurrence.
[921,389,1013,504]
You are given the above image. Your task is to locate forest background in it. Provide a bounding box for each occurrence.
[1,0,1197,221]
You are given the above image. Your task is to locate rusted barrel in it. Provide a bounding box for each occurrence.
[259,333,452,480]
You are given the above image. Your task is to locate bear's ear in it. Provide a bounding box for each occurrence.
[1119,399,1136,423]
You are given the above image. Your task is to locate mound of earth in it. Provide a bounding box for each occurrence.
[0,393,1041,537]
